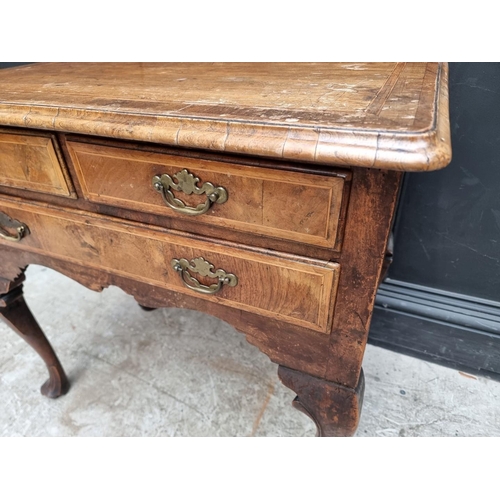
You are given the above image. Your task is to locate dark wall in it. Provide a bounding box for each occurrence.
[0,63,31,70]
[390,63,500,301]
[370,63,500,379]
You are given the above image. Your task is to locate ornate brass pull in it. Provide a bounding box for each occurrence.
[0,212,28,242]
[171,257,238,295]
[152,169,228,216]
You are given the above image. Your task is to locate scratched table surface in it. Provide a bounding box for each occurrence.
[0,63,451,171]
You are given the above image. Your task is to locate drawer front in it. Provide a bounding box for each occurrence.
[0,132,72,196]
[67,141,346,249]
[0,200,339,333]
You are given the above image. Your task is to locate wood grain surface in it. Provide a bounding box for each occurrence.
[0,62,452,435]
[278,365,365,437]
[0,63,451,171]
[67,140,346,249]
[0,131,72,196]
[0,197,340,333]
[325,168,403,386]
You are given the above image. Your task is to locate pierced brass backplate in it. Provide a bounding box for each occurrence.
[171,257,238,295]
[152,169,228,216]
[0,211,29,242]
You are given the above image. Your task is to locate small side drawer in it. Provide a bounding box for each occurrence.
[67,141,347,250]
[0,131,72,197]
[0,198,340,334]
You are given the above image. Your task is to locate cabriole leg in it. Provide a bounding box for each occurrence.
[0,276,69,398]
[278,365,365,437]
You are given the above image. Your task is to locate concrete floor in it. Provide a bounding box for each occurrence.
[1,265,499,437]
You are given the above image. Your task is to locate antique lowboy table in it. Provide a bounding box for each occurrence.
[0,63,451,436]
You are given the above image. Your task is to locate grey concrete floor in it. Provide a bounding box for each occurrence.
[1,265,499,437]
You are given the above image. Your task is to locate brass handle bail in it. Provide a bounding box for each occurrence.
[153,169,228,216]
[0,212,28,242]
[171,257,238,295]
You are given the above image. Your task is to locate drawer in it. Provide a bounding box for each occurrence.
[0,131,72,197]
[67,141,347,250]
[0,200,339,333]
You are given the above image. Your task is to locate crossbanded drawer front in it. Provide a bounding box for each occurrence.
[0,131,72,196]
[67,141,346,250]
[0,199,339,333]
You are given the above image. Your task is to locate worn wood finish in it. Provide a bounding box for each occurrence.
[0,181,343,262]
[0,131,72,196]
[0,133,350,261]
[67,140,347,250]
[0,63,451,171]
[0,277,69,398]
[0,196,340,333]
[278,365,365,437]
[0,62,452,436]
[325,168,402,386]
[0,245,336,379]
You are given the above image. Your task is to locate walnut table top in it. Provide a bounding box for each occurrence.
[0,63,452,436]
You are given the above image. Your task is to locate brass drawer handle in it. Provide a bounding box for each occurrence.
[0,212,28,242]
[171,257,238,295]
[153,169,228,216]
